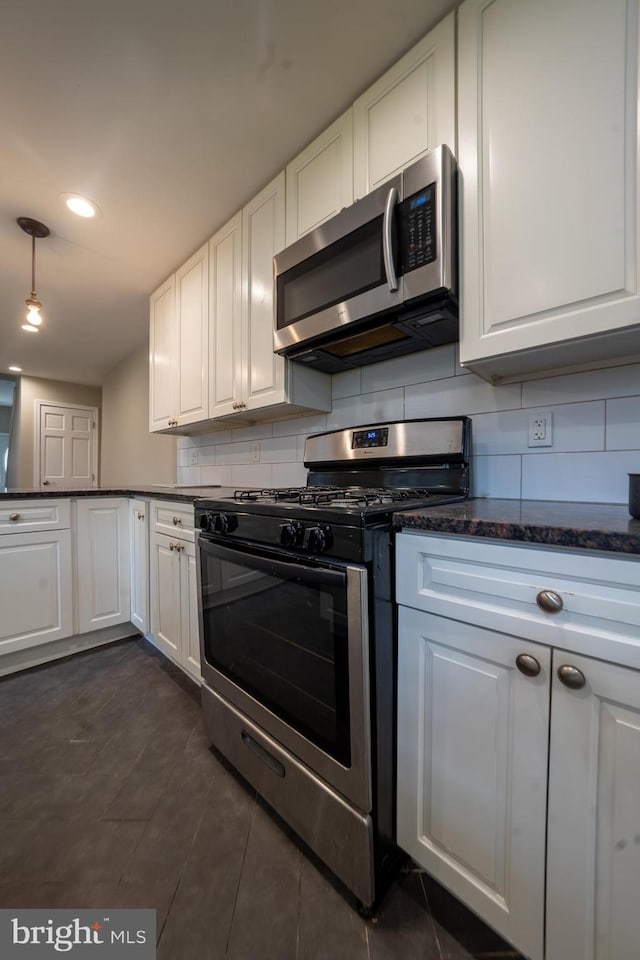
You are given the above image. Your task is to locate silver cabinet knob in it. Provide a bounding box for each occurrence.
[536,589,563,614]
[42,480,50,486]
[516,653,541,677]
[169,542,175,551]
[557,664,586,690]
[232,402,238,410]
[9,512,20,522]
[137,512,144,520]
[172,516,182,526]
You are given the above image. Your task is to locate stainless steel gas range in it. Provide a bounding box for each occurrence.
[195,417,471,911]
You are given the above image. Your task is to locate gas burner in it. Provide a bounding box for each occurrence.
[232,485,441,509]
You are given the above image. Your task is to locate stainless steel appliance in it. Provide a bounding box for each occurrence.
[273,145,457,373]
[196,417,470,910]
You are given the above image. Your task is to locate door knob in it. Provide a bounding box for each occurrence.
[42,480,50,486]
[536,589,563,613]
[557,664,586,690]
[516,653,541,677]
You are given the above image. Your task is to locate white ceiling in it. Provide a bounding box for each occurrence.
[0,0,457,386]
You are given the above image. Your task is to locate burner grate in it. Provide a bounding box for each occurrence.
[233,486,439,508]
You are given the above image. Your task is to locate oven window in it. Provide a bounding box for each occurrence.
[200,545,352,766]
[276,217,385,329]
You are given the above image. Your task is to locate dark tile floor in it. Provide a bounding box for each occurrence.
[0,638,525,959]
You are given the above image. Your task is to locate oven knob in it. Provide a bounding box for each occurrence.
[212,512,238,534]
[280,521,303,547]
[306,525,333,554]
[199,512,214,532]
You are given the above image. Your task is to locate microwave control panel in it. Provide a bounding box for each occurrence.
[401,184,436,273]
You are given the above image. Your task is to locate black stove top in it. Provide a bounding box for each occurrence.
[231,485,448,510]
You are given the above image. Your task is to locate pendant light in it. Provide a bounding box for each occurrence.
[17,217,50,331]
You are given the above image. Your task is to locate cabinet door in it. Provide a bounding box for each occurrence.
[458,0,640,380]
[149,275,176,432]
[397,606,549,960]
[129,499,149,635]
[547,651,640,960]
[285,110,354,245]
[0,530,73,655]
[175,243,209,426]
[209,212,243,418]
[353,13,455,199]
[76,499,130,634]
[241,171,286,411]
[149,531,181,662]
[180,540,200,681]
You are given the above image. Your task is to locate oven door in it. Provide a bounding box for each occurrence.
[197,537,371,813]
[273,173,404,355]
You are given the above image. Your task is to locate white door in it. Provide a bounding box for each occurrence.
[242,171,287,411]
[75,498,130,634]
[209,212,243,418]
[0,529,73,655]
[397,606,549,960]
[353,12,455,198]
[285,109,354,244]
[181,540,200,681]
[149,530,181,662]
[129,499,149,635]
[176,243,209,426]
[546,651,640,960]
[38,402,97,489]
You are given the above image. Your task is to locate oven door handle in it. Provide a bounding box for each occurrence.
[199,539,347,590]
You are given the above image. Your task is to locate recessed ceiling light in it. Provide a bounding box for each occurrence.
[8,366,22,372]
[21,323,39,333]
[61,193,101,219]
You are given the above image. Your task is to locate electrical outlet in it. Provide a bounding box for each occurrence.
[250,440,261,463]
[528,413,553,447]
[190,450,199,465]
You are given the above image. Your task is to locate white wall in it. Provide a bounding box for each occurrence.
[101,345,176,486]
[176,346,640,503]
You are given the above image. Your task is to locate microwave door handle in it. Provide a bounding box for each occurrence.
[382,186,399,292]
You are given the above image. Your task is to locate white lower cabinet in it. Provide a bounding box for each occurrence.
[0,527,73,655]
[149,530,200,682]
[397,531,640,960]
[129,499,149,634]
[75,498,131,634]
[546,651,640,960]
[397,607,548,960]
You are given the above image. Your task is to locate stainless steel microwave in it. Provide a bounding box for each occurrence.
[273,144,457,373]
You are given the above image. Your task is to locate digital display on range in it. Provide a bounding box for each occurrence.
[352,427,389,449]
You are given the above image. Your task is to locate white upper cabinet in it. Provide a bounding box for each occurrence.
[175,243,209,425]
[149,276,175,432]
[209,212,243,419]
[285,110,354,245]
[149,243,209,432]
[353,13,456,199]
[458,0,640,382]
[242,171,287,411]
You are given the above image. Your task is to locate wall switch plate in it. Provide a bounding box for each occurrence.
[250,440,261,463]
[190,450,199,465]
[528,412,553,447]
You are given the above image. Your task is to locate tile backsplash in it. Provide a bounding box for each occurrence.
[176,345,640,502]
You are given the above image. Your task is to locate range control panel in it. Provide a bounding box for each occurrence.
[401,183,437,273]
[351,427,389,449]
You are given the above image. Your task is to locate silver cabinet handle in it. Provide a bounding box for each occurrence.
[557,664,586,690]
[232,402,238,410]
[382,186,399,292]
[172,516,182,526]
[137,512,144,520]
[516,653,541,677]
[169,542,176,551]
[42,480,50,486]
[9,512,20,522]
[168,418,178,427]
[536,589,563,614]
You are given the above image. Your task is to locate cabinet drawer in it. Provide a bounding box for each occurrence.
[150,501,195,542]
[0,499,70,534]
[396,532,640,669]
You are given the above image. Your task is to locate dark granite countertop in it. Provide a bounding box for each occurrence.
[0,486,235,503]
[393,498,640,555]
